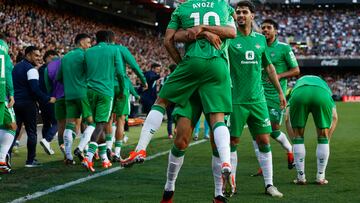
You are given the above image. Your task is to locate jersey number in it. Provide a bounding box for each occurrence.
[190,12,220,26]
[0,54,5,79]
[245,51,254,60]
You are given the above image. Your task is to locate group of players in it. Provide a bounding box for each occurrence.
[118,1,338,202]
[0,0,338,202]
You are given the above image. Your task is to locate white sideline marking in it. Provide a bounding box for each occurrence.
[9,139,207,203]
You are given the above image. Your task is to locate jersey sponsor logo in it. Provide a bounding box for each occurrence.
[241,50,258,64]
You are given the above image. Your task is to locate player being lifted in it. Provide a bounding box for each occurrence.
[251,18,300,176]
[122,0,236,190]
[227,1,285,197]
[285,75,338,185]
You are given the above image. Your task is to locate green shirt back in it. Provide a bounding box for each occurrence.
[0,39,13,102]
[167,0,235,60]
[85,42,124,97]
[58,48,87,100]
[228,31,271,104]
[292,75,332,96]
[262,39,298,97]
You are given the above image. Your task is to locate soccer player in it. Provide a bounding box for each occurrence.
[249,18,300,175]
[122,1,236,188]
[227,1,285,197]
[105,33,148,162]
[0,33,16,174]
[285,75,338,185]
[81,30,124,172]
[57,33,94,164]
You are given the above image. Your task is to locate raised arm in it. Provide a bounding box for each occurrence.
[164,29,182,64]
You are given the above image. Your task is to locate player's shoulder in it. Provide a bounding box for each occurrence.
[277,41,292,50]
[253,32,267,42]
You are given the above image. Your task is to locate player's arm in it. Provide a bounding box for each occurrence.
[164,28,182,64]
[278,46,300,79]
[265,63,286,108]
[120,47,147,86]
[174,29,223,49]
[328,107,338,140]
[284,107,295,139]
[5,54,14,107]
[187,25,236,39]
[128,80,140,100]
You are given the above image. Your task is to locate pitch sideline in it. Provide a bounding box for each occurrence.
[9,139,207,203]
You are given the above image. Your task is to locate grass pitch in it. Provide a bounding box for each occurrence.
[1,102,360,202]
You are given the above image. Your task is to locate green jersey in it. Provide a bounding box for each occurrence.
[57,48,87,100]
[0,39,13,102]
[85,42,124,97]
[113,44,146,90]
[167,0,235,60]
[229,31,272,104]
[292,75,332,96]
[262,39,298,99]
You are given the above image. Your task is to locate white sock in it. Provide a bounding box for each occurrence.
[259,151,273,186]
[212,155,223,197]
[135,109,164,151]
[230,151,238,181]
[213,125,231,166]
[293,144,306,180]
[276,132,292,153]
[106,124,116,150]
[114,140,123,157]
[0,130,15,162]
[316,144,329,180]
[78,125,95,151]
[64,129,74,160]
[252,140,260,162]
[99,143,109,162]
[164,152,184,191]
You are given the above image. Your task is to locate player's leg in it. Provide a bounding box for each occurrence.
[288,88,310,184]
[0,102,17,174]
[122,59,198,166]
[312,88,335,184]
[199,57,233,196]
[204,119,210,139]
[74,98,95,162]
[104,114,115,159]
[83,90,112,171]
[227,104,248,196]
[269,107,293,169]
[62,99,78,163]
[248,103,282,197]
[162,94,201,202]
[113,114,125,161]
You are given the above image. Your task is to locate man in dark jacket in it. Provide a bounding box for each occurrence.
[141,63,161,114]
[12,46,56,167]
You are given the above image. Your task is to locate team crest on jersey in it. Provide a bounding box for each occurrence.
[271,52,275,57]
[255,44,261,49]
[236,43,242,49]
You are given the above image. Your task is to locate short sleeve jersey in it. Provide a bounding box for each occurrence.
[262,39,298,98]
[167,0,235,60]
[85,42,124,97]
[228,31,272,104]
[59,48,87,100]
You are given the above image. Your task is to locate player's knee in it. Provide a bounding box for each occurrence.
[258,143,271,153]
[174,136,190,150]
[171,144,186,157]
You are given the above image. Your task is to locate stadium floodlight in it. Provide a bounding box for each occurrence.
[88,1,93,5]
[117,10,122,14]
[152,0,159,3]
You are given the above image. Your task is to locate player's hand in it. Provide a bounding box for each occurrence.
[7,96,15,108]
[49,97,56,104]
[142,83,148,91]
[279,93,287,109]
[187,26,203,40]
[204,32,222,50]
